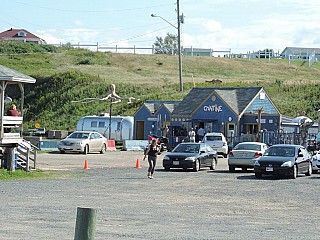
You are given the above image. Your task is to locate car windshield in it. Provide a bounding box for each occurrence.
[206,136,222,141]
[68,132,89,139]
[264,147,295,157]
[173,144,200,153]
[234,144,261,151]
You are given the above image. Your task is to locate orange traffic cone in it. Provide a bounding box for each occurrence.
[84,160,89,170]
[134,159,141,168]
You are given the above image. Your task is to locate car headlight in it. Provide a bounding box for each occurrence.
[281,161,293,167]
[185,156,196,161]
[254,160,260,166]
[74,142,82,146]
[163,156,170,160]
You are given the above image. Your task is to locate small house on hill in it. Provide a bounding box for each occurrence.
[280,47,320,60]
[0,28,46,44]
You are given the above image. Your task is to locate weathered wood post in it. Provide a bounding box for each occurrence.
[74,207,97,240]
[5,147,15,171]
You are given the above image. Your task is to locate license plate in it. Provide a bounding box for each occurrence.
[173,161,179,166]
[266,167,273,172]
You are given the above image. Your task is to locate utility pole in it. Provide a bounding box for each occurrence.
[177,0,183,92]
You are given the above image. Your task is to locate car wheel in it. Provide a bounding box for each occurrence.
[210,158,216,170]
[229,165,235,172]
[255,172,262,179]
[193,160,200,172]
[305,163,312,176]
[164,167,170,171]
[223,154,228,158]
[290,165,297,179]
[312,169,318,174]
[83,145,89,155]
[100,144,107,154]
[59,150,65,154]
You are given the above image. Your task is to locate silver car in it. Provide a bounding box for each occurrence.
[312,150,320,174]
[58,131,107,154]
[228,142,268,172]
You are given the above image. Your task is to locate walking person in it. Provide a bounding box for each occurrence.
[143,138,160,179]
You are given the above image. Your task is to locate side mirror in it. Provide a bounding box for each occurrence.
[200,150,205,154]
[298,152,303,157]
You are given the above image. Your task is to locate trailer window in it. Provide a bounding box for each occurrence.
[98,122,105,128]
[91,121,97,127]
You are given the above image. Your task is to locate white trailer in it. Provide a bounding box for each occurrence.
[76,114,134,141]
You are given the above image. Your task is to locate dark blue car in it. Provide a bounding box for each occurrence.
[162,142,218,172]
[254,144,312,179]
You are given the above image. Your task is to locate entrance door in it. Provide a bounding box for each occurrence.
[135,121,144,140]
[246,124,258,134]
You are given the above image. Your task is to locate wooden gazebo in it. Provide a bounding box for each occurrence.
[0,65,36,170]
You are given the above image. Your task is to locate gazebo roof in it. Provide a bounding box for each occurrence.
[0,65,36,83]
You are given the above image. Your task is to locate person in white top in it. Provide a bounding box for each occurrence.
[188,128,196,142]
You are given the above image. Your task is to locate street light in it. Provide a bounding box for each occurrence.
[151,0,183,92]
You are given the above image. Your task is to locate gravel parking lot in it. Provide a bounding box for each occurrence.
[1,151,319,240]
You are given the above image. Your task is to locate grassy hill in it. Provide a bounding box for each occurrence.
[0,42,319,131]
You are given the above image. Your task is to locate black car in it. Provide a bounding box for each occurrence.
[162,142,218,172]
[254,144,312,179]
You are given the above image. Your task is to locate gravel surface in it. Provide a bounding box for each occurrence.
[0,151,319,240]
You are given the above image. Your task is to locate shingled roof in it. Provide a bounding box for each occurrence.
[0,28,46,44]
[172,87,262,116]
[0,65,36,83]
[143,100,181,114]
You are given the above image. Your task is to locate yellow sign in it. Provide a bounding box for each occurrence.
[35,123,40,128]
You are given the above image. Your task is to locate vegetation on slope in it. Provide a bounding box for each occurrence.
[0,42,319,131]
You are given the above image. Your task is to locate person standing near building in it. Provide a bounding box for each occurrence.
[197,127,205,142]
[188,128,196,142]
[143,138,160,179]
[7,104,19,116]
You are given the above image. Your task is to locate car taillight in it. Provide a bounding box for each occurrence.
[254,152,261,158]
[229,152,234,157]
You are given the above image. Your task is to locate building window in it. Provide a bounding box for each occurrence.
[18,31,27,37]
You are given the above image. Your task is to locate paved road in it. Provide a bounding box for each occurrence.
[1,151,320,240]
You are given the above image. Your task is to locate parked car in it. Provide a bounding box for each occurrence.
[57,131,107,154]
[254,144,312,179]
[311,150,320,174]
[162,142,218,172]
[228,142,268,172]
[202,132,228,157]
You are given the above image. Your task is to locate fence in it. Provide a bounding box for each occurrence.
[226,131,317,151]
[51,42,286,60]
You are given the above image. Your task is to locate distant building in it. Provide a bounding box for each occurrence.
[280,47,320,60]
[184,47,212,57]
[0,28,46,44]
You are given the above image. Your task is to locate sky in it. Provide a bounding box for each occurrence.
[1,0,320,54]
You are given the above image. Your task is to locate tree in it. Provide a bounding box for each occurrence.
[154,33,178,55]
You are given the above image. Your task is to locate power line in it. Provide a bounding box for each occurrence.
[10,1,175,13]
[105,26,172,45]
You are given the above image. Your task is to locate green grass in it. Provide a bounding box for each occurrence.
[0,42,319,130]
[0,168,78,181]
